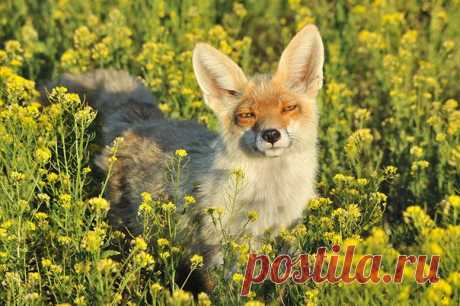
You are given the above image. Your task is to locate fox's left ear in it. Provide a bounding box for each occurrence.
[274,25,324,97]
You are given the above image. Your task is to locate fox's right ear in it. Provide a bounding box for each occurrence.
[192,43,247,112]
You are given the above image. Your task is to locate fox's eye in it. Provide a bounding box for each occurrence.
[282,105,298,112]
[226,89,241,97]
[238,112,256,119]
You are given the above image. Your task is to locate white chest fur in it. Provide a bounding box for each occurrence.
[199,146,317,239]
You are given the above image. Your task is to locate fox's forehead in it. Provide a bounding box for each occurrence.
[238,76,298,110]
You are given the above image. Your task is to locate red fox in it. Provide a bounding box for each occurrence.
[44,24,324,289]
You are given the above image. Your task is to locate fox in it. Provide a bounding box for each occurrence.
[43,24,324,290]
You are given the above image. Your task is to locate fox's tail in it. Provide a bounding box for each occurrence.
[41,69,163,144]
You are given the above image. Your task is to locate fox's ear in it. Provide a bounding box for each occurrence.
[192,43,247,111]
[274,25,324,97]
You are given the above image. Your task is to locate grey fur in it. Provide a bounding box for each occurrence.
[43,69,219,262]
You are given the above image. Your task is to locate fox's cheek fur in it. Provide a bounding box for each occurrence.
[239,128,257,153]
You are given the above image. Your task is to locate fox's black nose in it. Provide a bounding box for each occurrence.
[262,129,281,144]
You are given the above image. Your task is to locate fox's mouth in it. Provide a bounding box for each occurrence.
[253,142,291,157]
[260,147,286,157]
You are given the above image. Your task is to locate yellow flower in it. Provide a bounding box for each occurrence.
[60,49,78,68]
[74,261,91,274]
[232,273,244,283]
[233,2,247,17]
[5,40,23,54]
[403,205,435,231]
[427,242,443,255]
[261,243,273,254]
[401,30,418,45]
[197,292,212,306]
[351,5,366,14]
[88,197,109,212]
[58,235,72,246]
[37,193,50,204]
[308,197,332,209]
[175,149,188,157]
[157,238,169,247]
[382,12,405,26]
[347,204,361,220]
[59,193,72,209]
[81,230,103,253]
[447,195,460,209]
[208,25,227,41]
[425,279,452,304]
[133,237,148,251]
[184,195,196,206]
[344,129,373,158]
[160,251,170,260]
[410,146,424,158]
[75,106,95,122]
[435,133,446,142]
[151,282,163,293]
[291,224,307,237]
[215,207,225,216]
[92,42,109,61]
[35,147,51,163]
[28,272,40,284]
[232,168,245,179]
[141,192,152,203]
[10,171,26,182]
[304,288,319,305]
[41,258,52,268]
[25,292,41,301]
[108,155,118,164]
[97,258,119,273]
[134,251,155,268]
[74,296,86,306]
[161,202,176,212]
[442,99,458,113]
[112,293,123,304]
[247,210,258,222]
[172,289,192,303]
[411,160,430,174]
[181,87,194,96]
[191,100,203,108]
[34,212,48,220]
[190,254,204,268]
[139,192,154,215]
[448,272,460,288]
[73,26,97,48]
[324,232,342,245]
[280,229,296,244]
[443,40,455,51]
[199,115,209,125]
[357,31,386,49]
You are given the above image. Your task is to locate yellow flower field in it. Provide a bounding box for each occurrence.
[0,1,459,305]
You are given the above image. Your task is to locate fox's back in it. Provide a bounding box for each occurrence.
[44,69,216,234]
